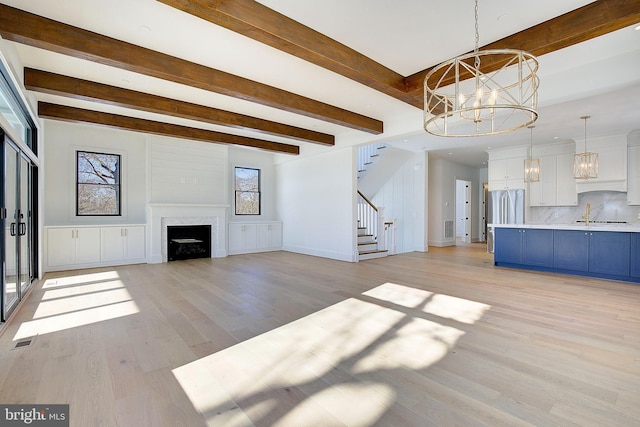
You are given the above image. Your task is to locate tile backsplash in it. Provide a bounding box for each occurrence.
[529,191,640,225]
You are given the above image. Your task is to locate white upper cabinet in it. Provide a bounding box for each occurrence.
[628,144,640,205]
[556,153,578,206]
[488,146,527,191]
[528,155,556,206]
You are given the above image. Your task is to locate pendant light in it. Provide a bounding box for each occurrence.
[524,125,540,182]
[573,115,598,179]
[423,0,539,137]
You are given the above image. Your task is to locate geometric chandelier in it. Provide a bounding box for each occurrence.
[573,115,598,179]
[423,0,539,137]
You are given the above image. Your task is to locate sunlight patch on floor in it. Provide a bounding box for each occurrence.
[173,282,491,426]
[41,271,121,288]
[34,287,134,319]
[41,280,125,301]
[364,282,491,324]
[14,301,139,341]
[13,270,138,341]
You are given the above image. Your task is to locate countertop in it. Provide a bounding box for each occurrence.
[488,223,640,233]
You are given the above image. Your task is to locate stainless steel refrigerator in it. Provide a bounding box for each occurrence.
[487,189,525,253]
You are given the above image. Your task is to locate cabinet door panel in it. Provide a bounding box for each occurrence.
[631,234,640,278]
[522,229,554,267]
[101,227,124,262]
[494,228,522,264]
[556,153,577,205]
[242,224,258,249]
[47,228,75,266]
[75,228,101,264]
[554,230,589,271]
[228,223,245,253]
[589,231,630,276]
[125,227,146,260]
[628,146,640,205]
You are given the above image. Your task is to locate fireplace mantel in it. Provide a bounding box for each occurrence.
[147,204,228,263]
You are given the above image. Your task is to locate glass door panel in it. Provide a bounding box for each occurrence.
[19,154,31,293]
[3,141,18,316]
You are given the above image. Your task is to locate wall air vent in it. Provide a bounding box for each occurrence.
[444,220,454,239]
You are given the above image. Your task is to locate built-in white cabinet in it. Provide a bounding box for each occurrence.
[487,147,527,191]
[257,223,283,249]
[47,227,101,267]
[628,145,640,205]
[228,221,282,255]
[228,223,258,253]
[46,225,146,271]
[101,226,146,262]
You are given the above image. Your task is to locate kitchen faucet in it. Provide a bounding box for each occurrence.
[581,202,591,226]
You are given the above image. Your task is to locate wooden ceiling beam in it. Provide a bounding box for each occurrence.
[0,3,382,134]
[159,0,640,107]
[404,0,640,94]
[24,68,334,146]
[38,102,300,155]
[157,0,421,108]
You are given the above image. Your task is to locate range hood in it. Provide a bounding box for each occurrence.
[575,134,627,193]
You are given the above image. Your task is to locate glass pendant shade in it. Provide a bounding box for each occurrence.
[524,158,540,182]
[573,115,598,179]
[524,125,540,182]
[573,152,599,179]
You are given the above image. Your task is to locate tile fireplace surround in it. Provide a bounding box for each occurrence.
[147,204,228,263]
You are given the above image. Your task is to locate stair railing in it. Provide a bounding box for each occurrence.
[357,190,385,250]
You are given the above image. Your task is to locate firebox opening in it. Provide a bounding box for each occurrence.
[167,225,212,261]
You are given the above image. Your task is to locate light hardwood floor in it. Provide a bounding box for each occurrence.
[0,245,638,426]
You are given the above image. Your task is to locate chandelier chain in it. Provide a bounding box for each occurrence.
[474,0,479,53]
[474,0,480,69]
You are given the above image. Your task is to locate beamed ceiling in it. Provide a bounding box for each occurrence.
[1,0,639,164]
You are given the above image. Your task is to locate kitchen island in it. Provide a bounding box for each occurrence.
[490,223,640,283]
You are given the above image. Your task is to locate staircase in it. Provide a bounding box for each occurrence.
[357,191,389,261]
[357,142,387,180]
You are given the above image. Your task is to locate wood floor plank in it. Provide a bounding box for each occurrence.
[0,245,638,426]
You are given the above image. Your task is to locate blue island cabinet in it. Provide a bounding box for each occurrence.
[554,230,589,272]
[495,226,639,283]
[630,233,640,278]
[494,228,553,268]
[589,231,630,277]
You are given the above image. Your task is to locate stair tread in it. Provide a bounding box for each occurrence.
[358,249,388,255]
[358,241,377,246]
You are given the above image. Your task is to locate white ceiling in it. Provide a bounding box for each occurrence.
[2,0,640,167]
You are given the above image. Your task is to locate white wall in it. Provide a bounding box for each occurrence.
[371,151,428,254]
[428,158,482,246]
[148,135,227,205]
[43,120,147,225]
[276,147,357,261]
[229,147,277,221]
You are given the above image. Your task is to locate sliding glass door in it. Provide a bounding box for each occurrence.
[1,132,34,321]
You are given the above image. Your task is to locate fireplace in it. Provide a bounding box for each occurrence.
[167,225,211,261]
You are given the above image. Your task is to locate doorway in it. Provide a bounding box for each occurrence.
[1,132,36,321]
[455,179,472,245]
